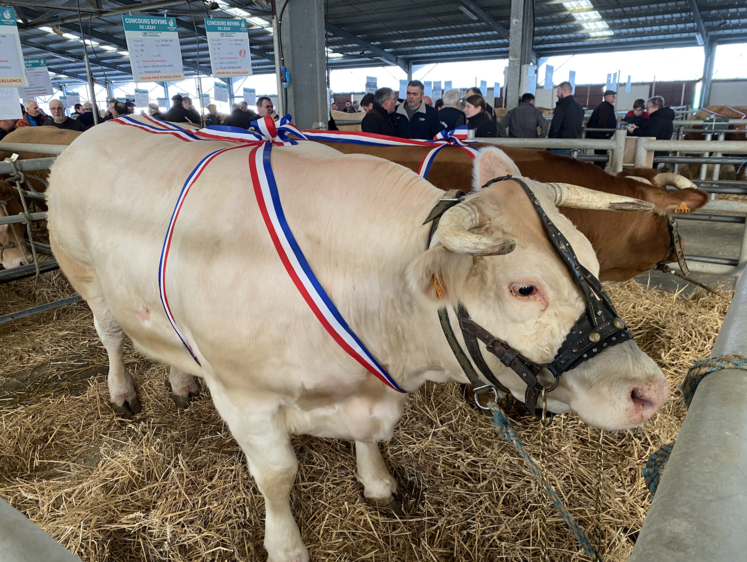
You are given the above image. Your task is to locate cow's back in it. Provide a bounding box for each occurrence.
[0,127,83,161]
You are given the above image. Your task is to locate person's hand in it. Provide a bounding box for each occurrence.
[627,124,637,132]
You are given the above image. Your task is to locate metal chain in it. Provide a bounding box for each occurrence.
[595,429,605,556]
[537,388,551,562]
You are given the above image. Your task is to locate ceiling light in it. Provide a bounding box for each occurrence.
[458,5,479,21]
[101,45,118,51]
[326,48,343,59]
[246,16,267,26]
[39,26,54,33]
[62,32,79,40]
[589,30,613,37]
[120,51,129,56]
[563,0,592,9]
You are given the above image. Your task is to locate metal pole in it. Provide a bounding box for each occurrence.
[712,132,725,181]
[630,270,747,562]
[701,39,717,108]
[611,129,626,173]
[163,82,170,110]
[271,0,285,117]
[83,51,99,125]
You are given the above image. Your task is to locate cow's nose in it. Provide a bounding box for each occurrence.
[629,377,669,421]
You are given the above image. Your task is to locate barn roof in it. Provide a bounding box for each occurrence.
[13,0,747,85]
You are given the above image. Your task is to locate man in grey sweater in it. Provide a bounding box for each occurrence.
[497,93,549,138]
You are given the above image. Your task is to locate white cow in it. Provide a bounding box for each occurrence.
[48,117,668,562]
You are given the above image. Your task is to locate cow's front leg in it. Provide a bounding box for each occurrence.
[212,393,307,562]
[88,296,140,415]
[355,441,401,512]
[168,367,200,409]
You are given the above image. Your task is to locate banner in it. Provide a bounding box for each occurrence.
[527,66,537,96]
[202,92,210,107]
[444,80,452,92]
[204,18,252,78]
[0,87,21,118]
[569,70,576,94]
[424,80,432,98]
[494,82,501,103]
[399,79,407,100]
[626,75,631,93]
[480,80,487,96]
[0,8,26,86]
[243,87,255,105]
[214,80,229,102]
[135,88,149,107]
[19,58,53,98]
[123,15,184,82]
[432,81,442,101]
[66,92,80,106]
[544,65,554,90]
[365,76,377,95]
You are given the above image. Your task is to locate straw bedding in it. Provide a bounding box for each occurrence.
[0,272,730,562]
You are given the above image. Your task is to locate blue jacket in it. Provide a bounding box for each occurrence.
[392,102,444,140]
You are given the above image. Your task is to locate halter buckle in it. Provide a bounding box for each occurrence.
[473,385,499,410]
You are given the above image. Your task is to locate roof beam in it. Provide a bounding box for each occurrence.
[20,40,131,76]
[21,0,187,29]
[686,0,709,45]
[458,0,510,39]
[324,22,407,71]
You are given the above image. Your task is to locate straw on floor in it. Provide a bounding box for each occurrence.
[0,272,730,562]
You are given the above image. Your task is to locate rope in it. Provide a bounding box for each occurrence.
[490,403,603,562]
[643,354,747,495]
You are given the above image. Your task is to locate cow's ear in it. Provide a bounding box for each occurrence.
[472,147,521,192]
[407,246,472,307]
[648,188,709,216]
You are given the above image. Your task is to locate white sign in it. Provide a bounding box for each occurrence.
[479,80,487,96]
[0,87,20,118]
[135,88,149,107]
[399,79,407,100]
[626,75,631,93]
[0,8,26,86]
[19,58,53,98]
[201,93,210,107]
[444,81,452,92]
[494,82,501,104]
[204,18,252,79]
[605,72,617,92]
[569,71,576,94]
[58,95,68,108]
[156,97,167,108]
[243,87,255,105]
[123,15,184,82]
[67,92,80,107]
[214,81,229,102]
[527,65,537,95]
[432,81,442,101]
[365,76,377,95]
[424,80,432,98]
[544,65,554,90]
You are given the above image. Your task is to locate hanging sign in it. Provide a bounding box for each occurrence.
[134,88,149,107]
[122,15,184,82]
[243,87,255,105]
[58,95,68,108]
[214,81,229,102]
[626,75,631,93]
[156,97,167,108]
[444,80,452,92]
[202,92,210,107]
[365,76,377,95]
[204,18,252,78]
[423,80,432,98]
[432,81,442,101]
[66,92,80,106]
[544,65,554,90]
[19,58,53,97]
[0,87,20,118]
[569,70,576,94]
[399,79,407,100]
[494,82,501,104]
[480,80,487,96]
[0,8,26,86]
[527,65,537,96]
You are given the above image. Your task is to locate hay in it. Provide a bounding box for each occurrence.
[0,276,731,561]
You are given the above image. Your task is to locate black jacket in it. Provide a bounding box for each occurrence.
[44,117,86,132]
[629,107,675,141]
[205,113,221,127]
[161,104,201,124]
[467,112,497,138]
[222,108,260,129]
[361,105,398,137]
[438,106,466,131]
[393,102,444,140]
[498,103,549,138]
[549,95,584,139]
[587,100,617,139]
[77,112,97,128]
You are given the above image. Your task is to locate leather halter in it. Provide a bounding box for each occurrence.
[657,216,689,276]
[426,176,633,418]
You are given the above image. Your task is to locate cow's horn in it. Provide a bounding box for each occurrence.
[654,173,697,189]
[438,203,516,256]
[545,183,655,212]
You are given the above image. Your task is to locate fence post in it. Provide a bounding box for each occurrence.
[634,137,650,168]
[611,129,626,173]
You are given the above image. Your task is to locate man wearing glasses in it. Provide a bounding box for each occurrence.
[626,96,675,141]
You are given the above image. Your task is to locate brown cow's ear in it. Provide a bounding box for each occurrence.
[407,246,472,306]
[472,147,521,192]
[648,188,709,216]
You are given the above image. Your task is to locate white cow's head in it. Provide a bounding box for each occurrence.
[409,147,668,431]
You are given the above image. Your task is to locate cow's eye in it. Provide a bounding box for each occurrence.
[513,284,536,297]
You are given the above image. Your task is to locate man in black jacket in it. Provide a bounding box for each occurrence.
[161,94,200,124]
[627,96,675,159]
[222,103,261,129]
[587,90,618,168]
[361,87,398,137]
[548,81,585,155]
[438,89,466,131]
[393,80,444,140]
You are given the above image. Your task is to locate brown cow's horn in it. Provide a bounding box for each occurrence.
[438,203,516,256]
[545,183,655,212]
[654,173,697,189]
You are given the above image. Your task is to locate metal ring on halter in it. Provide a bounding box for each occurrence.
[473,385,499,410]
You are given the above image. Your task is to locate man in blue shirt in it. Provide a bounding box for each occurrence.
[392,80,444,140]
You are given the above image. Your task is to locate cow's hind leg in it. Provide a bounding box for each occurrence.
[212,392,308,562]
[355,441,402,515]
[168,367,200,409]
[88,296,141,416]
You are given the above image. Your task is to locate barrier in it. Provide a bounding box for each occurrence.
[629,270,747,562]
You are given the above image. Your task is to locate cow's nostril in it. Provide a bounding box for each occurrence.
[631,387,654,410]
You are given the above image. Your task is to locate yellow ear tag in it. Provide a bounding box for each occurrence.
[675,202,691,214]
[432,274,446,299]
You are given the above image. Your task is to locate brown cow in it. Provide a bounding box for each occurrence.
[684,105,747,181]
[314,141,708,281]
[0,127,83,268]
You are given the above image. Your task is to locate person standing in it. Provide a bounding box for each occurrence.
[181,96,201,124]
[361,87,398,137]
[205,104,221,126]
[587,90,618,168]
[464,95,497,138]
[497,93,549,138]
[627,96,676,159]
[22,100,47,127]
[466,87,496,122]
[0,118,16,140]
[44,99,87,131]
[438,89,466,131]
[392,80,444,140]
[360,93,374,112]
[222,101,260,128]
[548,81,584,155]
[623,99,649,128]
[147,103,162,118]
[256,96,277,120]
[77,102,97,128]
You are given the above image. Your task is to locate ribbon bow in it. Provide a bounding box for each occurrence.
[196,115,308,146]
[432,126,473,149]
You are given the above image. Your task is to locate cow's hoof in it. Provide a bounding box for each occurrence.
[367,495,405,517]
[112,396,142,417]
[171,392,199,410]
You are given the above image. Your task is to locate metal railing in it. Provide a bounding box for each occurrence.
[630,269,747,562]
